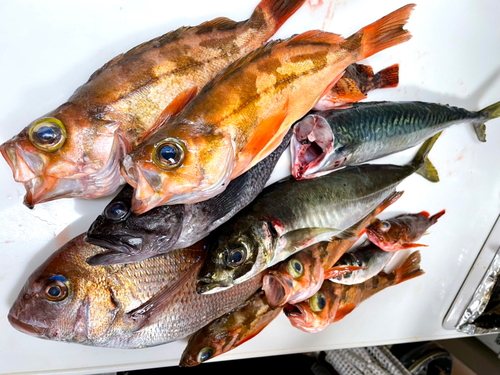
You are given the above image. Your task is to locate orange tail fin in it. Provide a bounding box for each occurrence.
[373,64,400,89]
[255,0,307,35]
[430,209,446,225]
[350,4,415,61]
[394,250,425,285]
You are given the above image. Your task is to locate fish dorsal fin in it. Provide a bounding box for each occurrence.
[232,99,289,178]
[125,251,204,331]
[419,211,430,218]
[286,30,345,46]
[198,17,238,29]
[202,39,283,92]
[324,265,366,280]
[137,86,198,144]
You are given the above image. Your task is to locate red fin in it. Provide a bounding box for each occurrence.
[333,303,356,322]
[401,243,428,249]
[287,30,345,46]
[256,0,307,34]
[373,64,399,89]
[419,211,430,218]
[394,251,425,285]
[353,4,415,60]
[358,228,367,237]
[324,265,365,280]
[430,209,446,224]
[137,86,198,143]
[232,99,289,178]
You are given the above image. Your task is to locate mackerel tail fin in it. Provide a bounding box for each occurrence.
[411,132,442,183]
[475,100,500,142]
[254,0,306,36]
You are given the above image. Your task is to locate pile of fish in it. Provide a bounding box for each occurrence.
[2,0,500,367]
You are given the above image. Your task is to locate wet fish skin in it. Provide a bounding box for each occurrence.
[8,234,263,348]
[122,4,415,213]
[329,241,394,285]
[262,191,403,307]
[180,290,281,366]
[84,129,293,266]
[0,0,306,207]
[284,251,424,333]
[196,133,438,295]
[366,209,445,252]
[292,100,500,180]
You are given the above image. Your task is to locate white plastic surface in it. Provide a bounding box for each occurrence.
[1,0,500,374]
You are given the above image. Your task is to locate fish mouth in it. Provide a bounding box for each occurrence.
[8,314,44,337]
[84,233,142,255]
[283,303,305,319]
[262,274,291,308]
[291,115,335,180]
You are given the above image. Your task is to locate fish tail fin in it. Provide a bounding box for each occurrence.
[429,209,446,225]
[349,4,415,61]
[373,64,400,89]
[412,132,441,183]
[474,101,500,142]
[254,0,306,36]
[394,250,425,285]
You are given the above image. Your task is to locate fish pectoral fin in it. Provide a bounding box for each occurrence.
[400,242,428,249]
[137,86,198,143]
[324,265,366,279]
[315,78,367,109]
[125,260,201,331]
[232,99,290,178]
[278,227,339,257]
[333,303,357,322]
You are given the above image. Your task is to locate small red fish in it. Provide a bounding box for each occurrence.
[283,251,424,333]
[366,210,446,251]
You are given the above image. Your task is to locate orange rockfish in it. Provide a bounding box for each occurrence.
[284,251,424,333]
[122,4,415,213]
[0,0,306,208]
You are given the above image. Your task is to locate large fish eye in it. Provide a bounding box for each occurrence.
[310,291,327,312]
[380,221,391,232]
[225,245,247,268]
[152,138,186,170]
[104,201,130,222]
[29,118,67,152]
[287,259,304,279]
[197,347,216,363]
[44,276,69,302]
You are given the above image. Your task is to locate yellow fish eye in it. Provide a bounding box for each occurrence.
[29,117,67,152]
[287,258,304,279]
[309,291,327,312]
[197,347,216,363]
[152,138,186,170]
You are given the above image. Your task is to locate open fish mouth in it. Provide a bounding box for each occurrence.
[262,274,292,307]
[291,115,334,180]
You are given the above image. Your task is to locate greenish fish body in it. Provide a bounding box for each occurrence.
[292,100,500,179]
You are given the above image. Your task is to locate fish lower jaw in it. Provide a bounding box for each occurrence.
[195,279,233,295]
[8,314,45,338]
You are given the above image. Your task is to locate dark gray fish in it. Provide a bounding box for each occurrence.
[85,130,293,266]
[196,133,441,295]
[291,100,500,179]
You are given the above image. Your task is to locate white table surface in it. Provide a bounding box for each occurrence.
[1,0,500,374]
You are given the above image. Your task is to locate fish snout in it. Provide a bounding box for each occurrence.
[8,314,44,337]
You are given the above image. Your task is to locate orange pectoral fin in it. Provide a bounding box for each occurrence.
[333,303,357,322]
[137,86,198,143]
[324,265,366,280]
[231,100,289,178]
[401,243,428,249]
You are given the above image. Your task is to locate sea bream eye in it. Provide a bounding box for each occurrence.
[225,246,247,268]
[43,276,69,302]
[104,201,130,222]
[152,138,186,170]
[29,117,67,152]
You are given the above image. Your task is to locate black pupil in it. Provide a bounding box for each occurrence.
[37,125,59,143]
[106,201,129,221]
[48,286,61,297]
[294,261,302,272]
[382,221,390,228]
[317,294,326,310]
[160,145,177,162]
[230,250,243,264]
[200,348,215,362]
